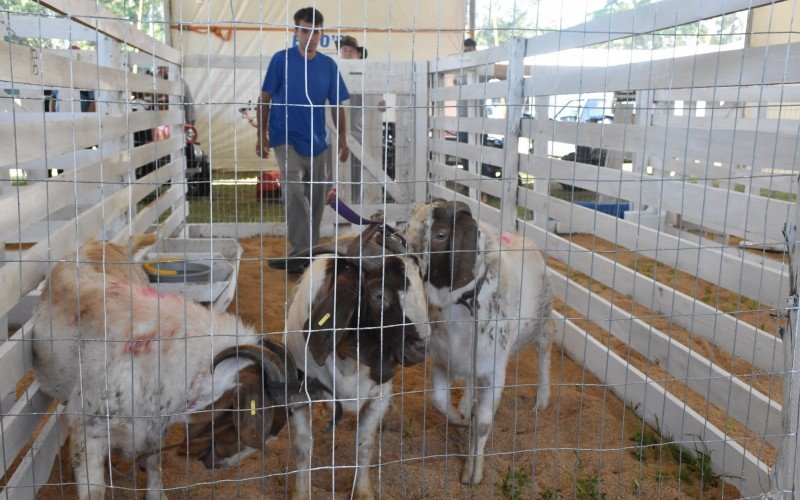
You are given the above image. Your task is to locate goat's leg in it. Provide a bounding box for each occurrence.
[144,453,163,500]
[352,389,391,500]
[69,414,109,500]
[535,335,553,410]
[457,385,474,421]
[290,403,313,500]
[460,371,506,486]
[430,363,469,427]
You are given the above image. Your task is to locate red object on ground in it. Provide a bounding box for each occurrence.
[256,170,281,200]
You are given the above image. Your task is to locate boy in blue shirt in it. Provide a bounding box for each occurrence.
[257,7,350,273]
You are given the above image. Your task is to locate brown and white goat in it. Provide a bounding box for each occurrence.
[284,227,429,499]
[32,239,293,499]
[32,236,152,400]
[405,200,553,485]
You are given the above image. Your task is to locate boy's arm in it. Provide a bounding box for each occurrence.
[330,105,349,162]
[256,91,271,158]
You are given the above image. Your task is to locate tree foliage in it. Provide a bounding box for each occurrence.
[2,0,165,47]
[468,0,744,50]
[592,0,744,49]
[473,0,539,48]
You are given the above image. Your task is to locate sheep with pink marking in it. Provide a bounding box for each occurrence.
[32,239,295,500]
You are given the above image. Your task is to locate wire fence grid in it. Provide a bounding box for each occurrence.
[1,0,799,498]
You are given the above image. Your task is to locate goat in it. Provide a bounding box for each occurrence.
[32,236,152,400]
[32,239,295,499]
[404,199,553,485]
[284,225,429,499]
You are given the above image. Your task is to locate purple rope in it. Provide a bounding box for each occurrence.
[326,188,371,225]
[326,188,407,248]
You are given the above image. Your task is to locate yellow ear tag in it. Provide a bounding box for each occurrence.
[250,400,256,416]
[318,312,331,326]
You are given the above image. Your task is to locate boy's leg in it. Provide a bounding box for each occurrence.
[308,151,331,248]
[274,144,311,255]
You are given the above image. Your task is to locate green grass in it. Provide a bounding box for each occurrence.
[187,183,285,224]
[628,422,723,491]
[401,419,416,440]
[630,428,660,461]
[575,476,605,499]
[760,188,797,202]
[498,467,532,500]
[539,488,563,499]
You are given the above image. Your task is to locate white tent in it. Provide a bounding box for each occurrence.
[166,0,466,171]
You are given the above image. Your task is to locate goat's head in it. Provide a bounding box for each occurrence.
[406,200,480,290]
[302,225,430,384]
[180,340,297,468]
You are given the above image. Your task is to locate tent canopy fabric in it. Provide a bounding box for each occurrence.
[167,0,466,171]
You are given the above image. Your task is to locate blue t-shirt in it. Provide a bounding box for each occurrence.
[261,48,350,157]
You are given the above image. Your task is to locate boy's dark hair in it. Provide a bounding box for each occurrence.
[464,37,477,48]
[294,7,324,27]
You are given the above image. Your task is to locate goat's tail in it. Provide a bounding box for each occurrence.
[535,273,554,339]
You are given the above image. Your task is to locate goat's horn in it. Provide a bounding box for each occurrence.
[259,338,301,396]
[213,345,293,403]
[382,231,406,255]
[343,223,381,261]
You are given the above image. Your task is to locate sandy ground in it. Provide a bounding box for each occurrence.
[35,235,751,498]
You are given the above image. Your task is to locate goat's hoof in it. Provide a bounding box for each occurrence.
[535,394,550,410]
[354,490,375,500]
[459,466,484,485]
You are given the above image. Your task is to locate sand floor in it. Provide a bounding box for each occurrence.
[35,235,753,498]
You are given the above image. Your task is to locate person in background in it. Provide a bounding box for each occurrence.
[337,35,360,60]
[463,37,477,52]
[257,7,350,274]
[337,35,366,203]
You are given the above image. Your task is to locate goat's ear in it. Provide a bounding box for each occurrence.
[450,212,479,289]
[180,391,237,468]
[234,375,278,450]
[304,266,359,365]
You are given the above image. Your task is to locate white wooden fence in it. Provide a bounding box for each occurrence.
[1,0,799,497]
[425,0,796,496]
[0,1,185,496]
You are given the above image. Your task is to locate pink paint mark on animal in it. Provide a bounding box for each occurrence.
[501,232,525,248]
[138,285,167,298]
[125,339,154,356]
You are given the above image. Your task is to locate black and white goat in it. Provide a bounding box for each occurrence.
[32,239,295,499]
[284,225,429,499]
[404,200,553,485]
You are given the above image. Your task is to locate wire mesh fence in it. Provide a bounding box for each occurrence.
[1,0,799,498]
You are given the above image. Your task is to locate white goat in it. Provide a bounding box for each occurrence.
[404,200,553,485]
[283,226,430,499]
[32,239,294,499]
